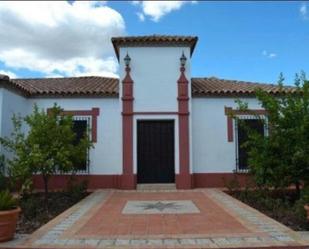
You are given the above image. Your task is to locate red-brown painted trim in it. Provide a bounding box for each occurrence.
[193,173,254,188]
[176,65,192,189]
[32,174,121,190]
[32,173,253,190]
[224,106,266,142]
[133,112,179,115]
[47,107,100,143]
[224,106,267,116]
[121,65,135,189]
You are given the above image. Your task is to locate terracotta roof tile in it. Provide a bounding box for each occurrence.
[111,35,198,59]
[191,77,296,96]
[0,76,295,97]
[9,76,119,97]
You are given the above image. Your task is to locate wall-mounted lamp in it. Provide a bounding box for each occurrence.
[180,51,187,67]
[124,53,131,67]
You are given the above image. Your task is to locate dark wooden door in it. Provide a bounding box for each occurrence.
[237,119,264,170]
[137,120,175,183]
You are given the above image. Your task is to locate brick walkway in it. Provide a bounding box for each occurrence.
[1,189,308,249]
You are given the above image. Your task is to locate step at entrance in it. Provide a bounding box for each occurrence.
[137,183,176,191]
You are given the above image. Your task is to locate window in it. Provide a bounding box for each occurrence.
[72,117,90,172]
[235,118,266,171]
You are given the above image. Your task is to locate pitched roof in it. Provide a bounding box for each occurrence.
[0,75,295,97]
[8,76,119,97]
[191,77,296,96]
[111,35,198,60]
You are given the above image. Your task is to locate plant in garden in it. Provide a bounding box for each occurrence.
[0,190,17,211]
[0,104,93,205]
[235,72,309,195]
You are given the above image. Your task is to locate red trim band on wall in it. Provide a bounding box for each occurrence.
[47,107,100,143]
[224,106,267,142]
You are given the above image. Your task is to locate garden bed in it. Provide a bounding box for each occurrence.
[17,191,89,234]
[227,189,309,231]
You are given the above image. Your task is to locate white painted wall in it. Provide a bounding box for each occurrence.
[191,97,263,173]
[0,89,30,138]
[119,47,191,112]
[0,89,30,170]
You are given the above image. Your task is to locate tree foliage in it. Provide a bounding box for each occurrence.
[236,72,309,193]
[0,104,93,202]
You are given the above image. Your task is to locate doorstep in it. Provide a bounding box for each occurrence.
[136,183,176,191]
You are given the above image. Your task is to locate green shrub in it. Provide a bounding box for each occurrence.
[0,190,18,211]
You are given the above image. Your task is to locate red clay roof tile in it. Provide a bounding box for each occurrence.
[191,77,296,96]
[111,35,198,60]
[0,76,295,97]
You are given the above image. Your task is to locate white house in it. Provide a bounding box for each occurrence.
[0,35,293,190]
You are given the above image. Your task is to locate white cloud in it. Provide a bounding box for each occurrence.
[300,3,308,20]
[133,1,195,22]
[137,12,145,22]
[0,1,125,78]
[268,53,277,58]
[0,70,17,79]
[262,50,277,59]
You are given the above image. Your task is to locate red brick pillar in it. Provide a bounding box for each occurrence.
[121,65,136,189]
[176,64,192,189]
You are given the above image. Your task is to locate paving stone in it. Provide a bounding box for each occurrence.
[35,238,55,245]
[130,239,147,245]
[98,239,115,246]
[243,237,261,243]
[84,239,100,246]
[212,237,230,245]
[179,238,196,245]
[115,239,130,246]
[53,239,68,245]
[147,239,163,245]
[227,237,244,244]
[273,235,295,242]
[195,238,212,245]
[163,239,179,245]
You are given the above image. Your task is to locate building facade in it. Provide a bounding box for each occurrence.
[0,35,292,189]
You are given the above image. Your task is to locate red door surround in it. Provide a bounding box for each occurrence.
[121,57,192,189]
[121,65,136,189]
[176,64,192,189]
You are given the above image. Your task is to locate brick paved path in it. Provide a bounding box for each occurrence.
[1,189,308,249]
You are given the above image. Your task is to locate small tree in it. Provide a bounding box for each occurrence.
[0,104,93,204]
[235,72,309,195]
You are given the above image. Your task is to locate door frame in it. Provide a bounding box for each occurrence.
[133,115,179,178]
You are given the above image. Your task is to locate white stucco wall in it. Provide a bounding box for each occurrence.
[0,89,30,139]
[0,89,30,167]
[191,97,263,173]
[119,47,191,112]
[28,98,122,175]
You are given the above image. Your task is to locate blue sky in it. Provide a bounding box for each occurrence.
[0,1,308,85]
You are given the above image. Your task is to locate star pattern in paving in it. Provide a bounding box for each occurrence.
[137,201,183,211]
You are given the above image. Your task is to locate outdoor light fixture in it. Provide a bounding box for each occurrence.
[180,51,187,67]
[124,53,131,67]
